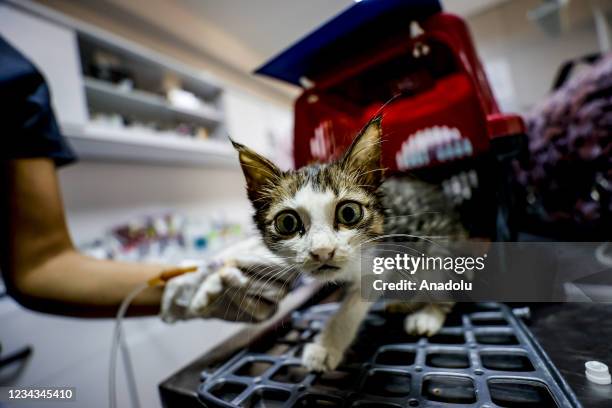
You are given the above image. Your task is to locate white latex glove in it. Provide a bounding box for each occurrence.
[161,236,297,323]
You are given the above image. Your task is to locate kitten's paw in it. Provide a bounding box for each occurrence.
[188,273,223,314]
[404,306,446,337]
[302,343,329,372]
[188,266,247,315]
[301,343,343,372]
[218,265,248,287]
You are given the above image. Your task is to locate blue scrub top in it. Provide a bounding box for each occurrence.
[0,36,76,166]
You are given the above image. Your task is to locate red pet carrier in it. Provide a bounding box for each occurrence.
[256,0,526,239]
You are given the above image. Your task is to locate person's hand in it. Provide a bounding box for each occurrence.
[160,237,297,323]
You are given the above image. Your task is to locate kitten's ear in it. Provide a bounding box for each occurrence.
[231,140,281,204]
[341,116,384,188]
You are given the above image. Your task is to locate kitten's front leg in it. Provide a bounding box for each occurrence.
[302,286,372,372]
[404,302,454,336]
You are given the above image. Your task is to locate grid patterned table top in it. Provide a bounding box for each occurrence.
[198,302,579,407]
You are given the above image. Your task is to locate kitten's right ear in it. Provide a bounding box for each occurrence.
[231,140,281,204]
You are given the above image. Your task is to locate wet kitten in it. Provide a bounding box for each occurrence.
[232,117,465,372]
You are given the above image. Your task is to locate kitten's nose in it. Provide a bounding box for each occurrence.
[310,247,336,262]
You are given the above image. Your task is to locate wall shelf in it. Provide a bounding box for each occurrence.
[84,77,223,129]
[63,124,237,167]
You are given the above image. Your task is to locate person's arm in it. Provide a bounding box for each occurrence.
[0,158,166,317]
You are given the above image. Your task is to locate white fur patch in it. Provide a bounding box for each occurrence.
[404,306,446,336]
[302,343,330,372]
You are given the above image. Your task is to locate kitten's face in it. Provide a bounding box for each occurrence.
[233,118,385,282]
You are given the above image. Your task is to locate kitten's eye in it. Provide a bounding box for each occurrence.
[274,211,302,235]
[336,201,363,226]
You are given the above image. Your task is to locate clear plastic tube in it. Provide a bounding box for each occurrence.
[109,283,148,408]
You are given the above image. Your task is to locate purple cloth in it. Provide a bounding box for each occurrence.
[515,54,612,224]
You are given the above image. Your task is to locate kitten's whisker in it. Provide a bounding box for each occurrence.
[372,244,423,257]
[252,264,295,304]
[236,264,295,322]
[358,233,448,248]
[367,94,401,121]
[384,212,441,219]
[223,262,291,321]
[350,167,384,180]
[244,264,297,324]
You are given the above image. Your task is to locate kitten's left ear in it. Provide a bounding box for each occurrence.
[231,140,282,206]
[341,116,384,189]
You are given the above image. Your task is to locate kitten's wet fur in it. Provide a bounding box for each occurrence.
[233,117,464,372]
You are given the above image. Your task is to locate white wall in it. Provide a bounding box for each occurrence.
[465,0,609,113]
[58,162,251,243]
[224,89,294,171]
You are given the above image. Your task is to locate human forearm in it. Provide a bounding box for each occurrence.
[1,159,166,317]
[11,248,165,317]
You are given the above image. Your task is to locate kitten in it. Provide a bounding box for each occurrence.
[232,117,465,372]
